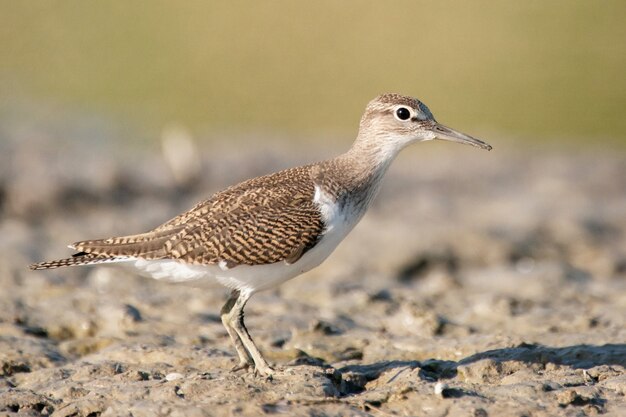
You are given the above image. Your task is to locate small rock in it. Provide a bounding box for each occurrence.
[310,319,342,335]
[556,389,595,407]
[473,408,488,417]
[601,374,626,395]
[434,381,448,396]
[165,372,184,381]
[457,359,502,384]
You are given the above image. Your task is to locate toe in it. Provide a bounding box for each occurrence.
[254,364,275,379]
[230,360,252,373]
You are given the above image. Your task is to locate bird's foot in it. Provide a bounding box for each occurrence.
[230,359,253,373]
[230,359,275,380]
[253,363,275,380]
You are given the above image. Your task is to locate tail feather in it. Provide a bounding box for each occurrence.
[70,228,182,259]
[30,227,184,271]
[28,253,130,270]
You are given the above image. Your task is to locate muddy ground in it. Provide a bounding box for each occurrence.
[0,130,625,416]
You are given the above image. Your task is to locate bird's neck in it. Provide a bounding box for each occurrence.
[318,132,400,212]
[343,131,401,184]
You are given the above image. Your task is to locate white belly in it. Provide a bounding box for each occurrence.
[133,231,340,293]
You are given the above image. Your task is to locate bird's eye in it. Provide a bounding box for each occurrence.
[395,107,411,121]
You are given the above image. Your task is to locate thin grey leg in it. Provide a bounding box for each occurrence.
[221,290,253,371]
[228,290,274,377]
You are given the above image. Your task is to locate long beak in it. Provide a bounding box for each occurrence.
[429,122,492,151]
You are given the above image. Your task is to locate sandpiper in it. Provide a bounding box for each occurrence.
[30,93,491,376]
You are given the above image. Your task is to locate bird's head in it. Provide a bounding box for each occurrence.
[356,94,492,155]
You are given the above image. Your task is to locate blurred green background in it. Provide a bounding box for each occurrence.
[1,1,625,146]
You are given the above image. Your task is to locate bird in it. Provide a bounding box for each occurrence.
[29,93,492,377]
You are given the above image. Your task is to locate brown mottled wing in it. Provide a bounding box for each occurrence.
[69,165,324,267]
[160,165,324,266]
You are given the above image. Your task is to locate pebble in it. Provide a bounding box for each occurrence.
[434,381,448,396]
[165,372,184,382]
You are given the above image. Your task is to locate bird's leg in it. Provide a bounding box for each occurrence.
[228,290,274,377]
[221,290,253,371]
